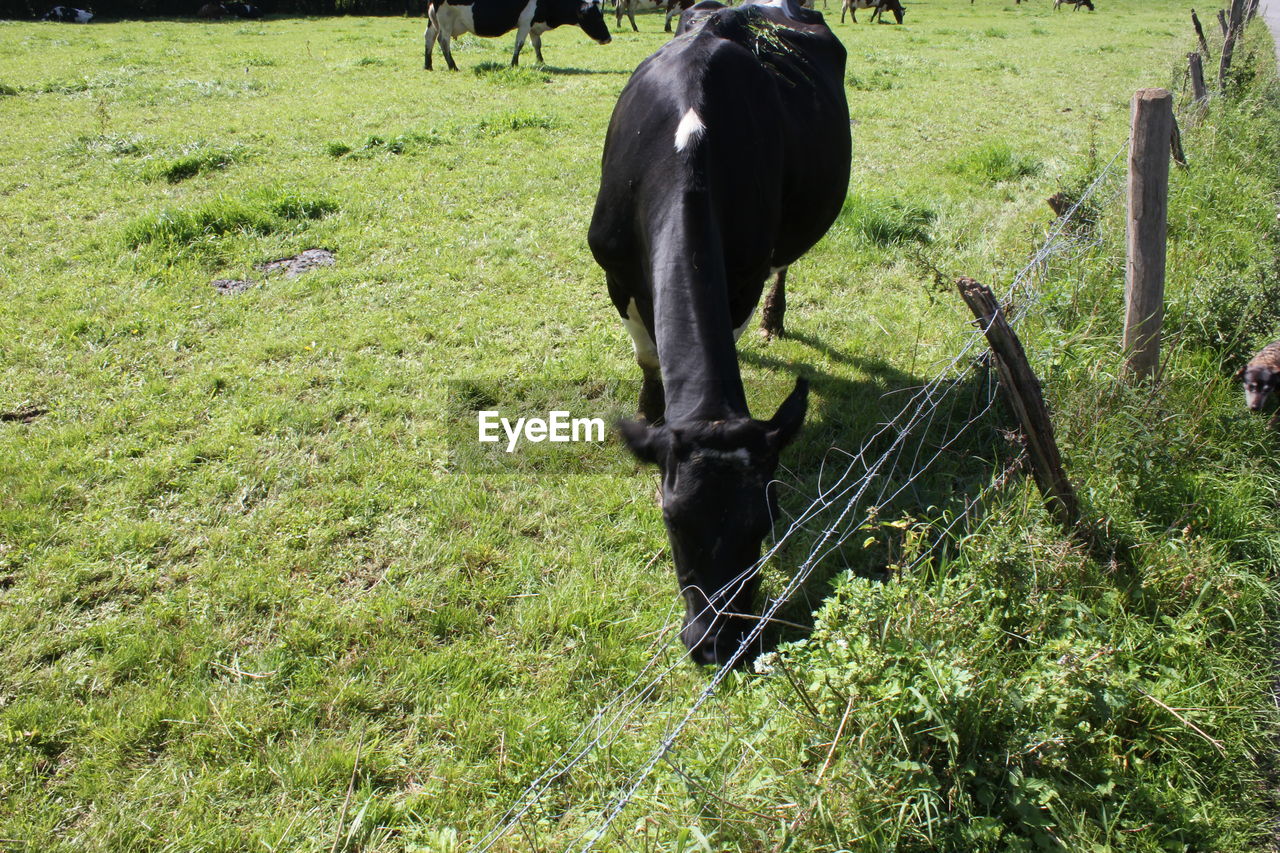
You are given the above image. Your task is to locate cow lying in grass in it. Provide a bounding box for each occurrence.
[424,0,612,70]
[589,0,850,666]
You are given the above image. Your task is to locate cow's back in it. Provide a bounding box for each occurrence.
[589,2,849,321]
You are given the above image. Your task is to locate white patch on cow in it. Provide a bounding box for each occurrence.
[732,307,756,342]
[674,108,706,153]
[434,3,476,37]
[695,448,752,465]
[623,299,659,370]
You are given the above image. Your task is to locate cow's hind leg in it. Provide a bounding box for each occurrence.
[424,22,437,69]
[531,31,545,64]
[664,4,677,30]
[439,32,458,71]
[760,267,788,340]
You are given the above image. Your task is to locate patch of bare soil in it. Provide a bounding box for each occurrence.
[0,404,47,423]
[257,248,336,278]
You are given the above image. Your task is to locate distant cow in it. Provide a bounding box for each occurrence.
[197,2,227,16]
[1053,0,1094,9]
[225,2,263,16]
[42,5,93,20]
[424,0,612,70]
[662,0,696,31]
[615,0,660,31]
[840,0,903,23]
[588,0,850,666]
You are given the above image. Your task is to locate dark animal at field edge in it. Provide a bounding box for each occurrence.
[588,0,851,666]
[1054,0,1094,9]
[41,5,93,20]
[197,2,262,16]
[1235,342,1280,418]
[424,0,611,70]
[839,0,903,24]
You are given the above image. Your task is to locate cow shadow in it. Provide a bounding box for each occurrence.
[735,328,1012,655]
[536,65,633,75]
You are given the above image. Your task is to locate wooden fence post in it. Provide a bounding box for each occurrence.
[1192,9,1211,57]
[1220,0,1246,88]
[1189,52,1208,101]
[1124,89,1173,382]
[957,278,1080,531]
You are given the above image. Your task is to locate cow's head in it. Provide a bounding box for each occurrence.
[619,378,807,666]
[1236,364,1279,412]
[579,0,612,43]
[885,0,905,23]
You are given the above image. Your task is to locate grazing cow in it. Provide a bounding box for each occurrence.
[41,5,93,20]
[424,0,612,70]
[662,0,697,31]
[225,2,263,16]
[839,0,903,24]
[1053,0,1094,9]
[197,2,228,16]
[615,0,661,31]
[588,0,850,666]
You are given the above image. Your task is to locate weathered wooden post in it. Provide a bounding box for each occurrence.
[1192,9,1211,57]
[957,278,1080,531]
[1249,0,1260,21]
[1124,89,1173,382]
[1220,0,1246,88]
[1189,52,1208,101]
[1218,8,1229,35]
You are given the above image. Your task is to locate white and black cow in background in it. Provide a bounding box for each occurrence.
[1053,0,1094,10]
[424,0,611,70]
[839,0,903,24]
[588,0,850,666]
[42,5,94,20]
[614,0,658,32]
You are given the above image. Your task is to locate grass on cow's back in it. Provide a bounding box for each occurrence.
[0,1,1248,849]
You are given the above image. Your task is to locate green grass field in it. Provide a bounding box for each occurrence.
[3,1,1280,850]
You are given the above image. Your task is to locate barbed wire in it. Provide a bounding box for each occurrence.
[468,142,1129,853]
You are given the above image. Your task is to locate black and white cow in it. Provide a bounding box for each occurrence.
[424,0,611,70]
[839,0,903,24]
[225,3,264,17]
[588,0,850,666]
[42,5,94,21]
[614,0,660,32]
[1053,0,1094,9]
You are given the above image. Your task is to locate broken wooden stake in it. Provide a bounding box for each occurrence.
[1189,52,1208,102]
[957,277,1080,531]
[1191,9,1211,57]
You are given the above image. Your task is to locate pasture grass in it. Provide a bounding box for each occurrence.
[1,1,1278,850]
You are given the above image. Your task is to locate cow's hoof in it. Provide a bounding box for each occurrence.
[760,325,783,342]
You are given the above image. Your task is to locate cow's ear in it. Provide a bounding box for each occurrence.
[766,376,809,450]
[618,419,671,466]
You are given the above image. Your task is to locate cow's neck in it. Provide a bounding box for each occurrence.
[650,213,750,425]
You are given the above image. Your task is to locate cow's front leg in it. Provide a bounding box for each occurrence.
[760,267,787,340]
[639,368,666,424]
